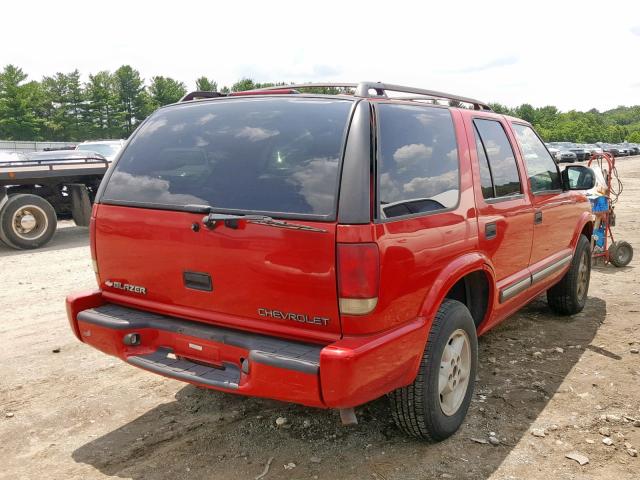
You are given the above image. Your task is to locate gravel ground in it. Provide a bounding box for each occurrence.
[1,157,639,480]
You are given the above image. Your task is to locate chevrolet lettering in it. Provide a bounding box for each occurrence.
[258,308,330,326]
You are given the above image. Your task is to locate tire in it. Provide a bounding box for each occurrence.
[547,234,591,315]
[609,240,633,267]
[0,194,57,250]
[389,299,478,441]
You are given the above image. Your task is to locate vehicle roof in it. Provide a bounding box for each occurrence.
[158,92,532,127]
[171,81,494,113]
[76,140,124,145]
[0,150,27,162]
[26,150,107,161]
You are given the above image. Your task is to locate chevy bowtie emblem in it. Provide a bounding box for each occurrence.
[104,280,147,295]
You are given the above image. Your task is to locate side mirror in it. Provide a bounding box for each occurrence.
[562,165,595,190]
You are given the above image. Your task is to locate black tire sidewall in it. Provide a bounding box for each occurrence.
[610,241,633,267]
[423,301,478,440]
[569,235,591,310]
[0,195,57,249]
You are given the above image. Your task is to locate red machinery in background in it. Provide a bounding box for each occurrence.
[587,152,633,267]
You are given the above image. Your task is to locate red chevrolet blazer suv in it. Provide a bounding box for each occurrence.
[66,82,595,440]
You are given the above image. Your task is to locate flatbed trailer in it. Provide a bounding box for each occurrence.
[0,152,110,249]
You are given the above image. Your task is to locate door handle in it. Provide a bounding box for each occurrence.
[485,222,497,240]
[534,211,543,224]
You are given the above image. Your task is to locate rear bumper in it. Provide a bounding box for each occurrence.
[66,291,428,408]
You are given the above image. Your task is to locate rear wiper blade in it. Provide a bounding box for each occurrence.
[202,212,327,233]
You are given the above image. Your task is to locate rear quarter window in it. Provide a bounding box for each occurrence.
[101,97,353,218]
[376,104,459,219]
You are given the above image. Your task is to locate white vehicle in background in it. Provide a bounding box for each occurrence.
[75,140,125,161]
[584,144,603,155]
[545,144,561,161]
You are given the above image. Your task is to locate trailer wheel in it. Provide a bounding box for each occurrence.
[609,241,633,268]
[0,194,57,249]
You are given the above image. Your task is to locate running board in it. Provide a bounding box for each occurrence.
[128,347,240,390]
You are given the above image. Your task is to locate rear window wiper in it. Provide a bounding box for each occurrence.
[201,212,327,233]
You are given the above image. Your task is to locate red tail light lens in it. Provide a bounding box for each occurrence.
[90,204,99,283]
[337,243,379,315]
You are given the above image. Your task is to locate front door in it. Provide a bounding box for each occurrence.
[509,123,576,269]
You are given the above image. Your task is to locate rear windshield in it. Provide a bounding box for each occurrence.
[101,97,353,218]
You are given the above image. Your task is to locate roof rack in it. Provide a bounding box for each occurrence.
[179,82,492,111]
[254,82,492,111]
[179,91,226,102]
[228,88,300,96]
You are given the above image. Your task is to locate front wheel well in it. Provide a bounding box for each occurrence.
[581,221,594,242]
[444,271,490,329]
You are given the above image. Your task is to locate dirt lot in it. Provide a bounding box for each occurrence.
[1,158,639,480]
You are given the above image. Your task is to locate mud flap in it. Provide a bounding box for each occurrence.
[68,184,92,227]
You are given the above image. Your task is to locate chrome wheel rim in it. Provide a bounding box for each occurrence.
[11,205,48,241]
[439,329,471,416]
[577,250,589,299]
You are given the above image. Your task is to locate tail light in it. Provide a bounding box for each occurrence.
[89,204,99,285]
[337,243,379,315]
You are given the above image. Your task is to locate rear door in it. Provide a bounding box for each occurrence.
[467,117,534,303]
[509,123,576,267]
[94,96,356,343]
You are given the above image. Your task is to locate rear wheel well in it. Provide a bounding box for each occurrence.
[444,271,490,329]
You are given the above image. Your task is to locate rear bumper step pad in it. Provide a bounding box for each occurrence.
[77,304,322,374]
[128,347,240,389]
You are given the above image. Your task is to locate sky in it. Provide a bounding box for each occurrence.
[2,0,640,112]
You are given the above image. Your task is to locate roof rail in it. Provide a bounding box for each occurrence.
[255,82,492,111]
[180,91,226,102]
[228,88,300,96]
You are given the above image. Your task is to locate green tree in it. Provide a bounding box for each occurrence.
[67,69,86,139]
[148,76,187,107]
[488,102,512,115]
[113,65,147,136]
[195,76,217,91]
[231,78,256,92]
[41,71,89,140]
[0,65,40,140]
[515,103,536,123]
[85,71,120,138]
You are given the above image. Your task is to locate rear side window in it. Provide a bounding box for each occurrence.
[101,98,353,218]
[473,119,522,198]
[511,123,561,192]
[376,104,459,219]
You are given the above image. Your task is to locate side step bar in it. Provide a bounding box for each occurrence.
[128,347,240,389]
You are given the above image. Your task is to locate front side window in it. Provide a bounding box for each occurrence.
[511,123,561,193]
[101,97,353,218]
[474,119,522,198]
[376,104,459,219]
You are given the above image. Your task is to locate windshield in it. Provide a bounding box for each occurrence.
[101,97,353,218]
[77,143,120,157]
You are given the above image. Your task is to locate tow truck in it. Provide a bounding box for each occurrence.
[0,150,110,249]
